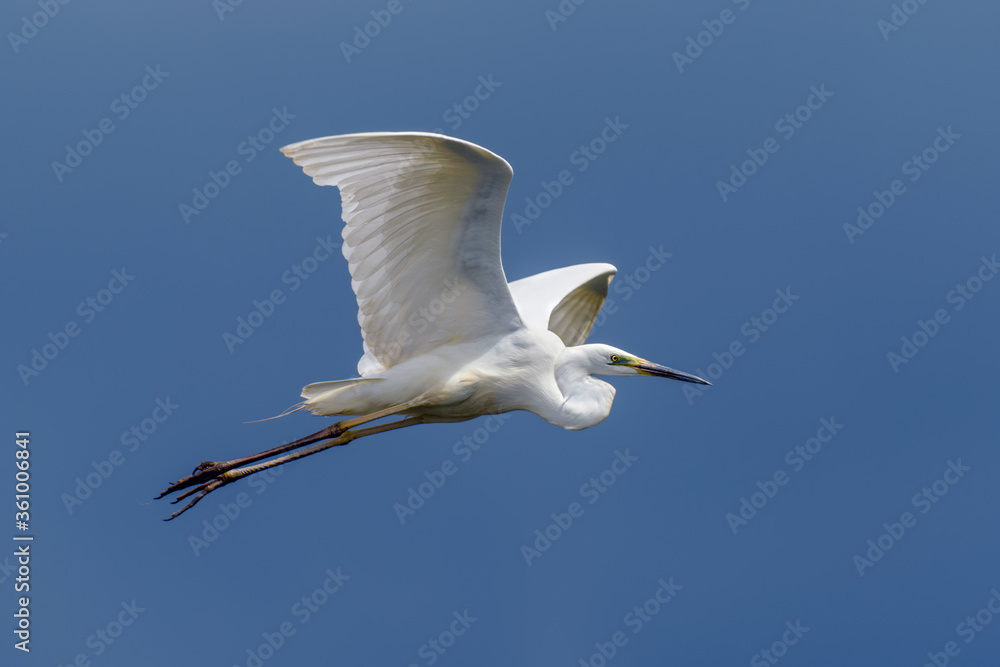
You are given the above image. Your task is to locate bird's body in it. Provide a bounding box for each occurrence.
[301,327,616,430]
[158,131,709,519]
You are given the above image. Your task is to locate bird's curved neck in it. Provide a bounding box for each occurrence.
[541,347,615,430]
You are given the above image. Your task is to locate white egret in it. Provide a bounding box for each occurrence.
[158,132,709,519]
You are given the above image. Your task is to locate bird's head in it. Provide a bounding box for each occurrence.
[580,344,711,385]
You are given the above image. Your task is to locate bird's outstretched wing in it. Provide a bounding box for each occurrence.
[281,132,523,375]
[508,263,617,347]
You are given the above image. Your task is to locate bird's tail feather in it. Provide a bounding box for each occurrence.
[300,378,386,416]
[245,401,306,423]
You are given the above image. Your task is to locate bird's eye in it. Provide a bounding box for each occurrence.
[610,355,620,363]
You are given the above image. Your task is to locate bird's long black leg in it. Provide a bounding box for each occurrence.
[156,422,343,500]
[156,401,426,500]
[161,416,425,520]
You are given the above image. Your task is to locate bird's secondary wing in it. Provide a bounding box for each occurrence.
[508,263,617,347]
[281,132,523,375]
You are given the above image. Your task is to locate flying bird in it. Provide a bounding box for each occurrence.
[158,132,709,519]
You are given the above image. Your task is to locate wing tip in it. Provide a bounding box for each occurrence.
[279,131,510,171]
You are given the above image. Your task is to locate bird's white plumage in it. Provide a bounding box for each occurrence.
[508,263,617,347]
[280,131,710,427]
[281,132,523,376]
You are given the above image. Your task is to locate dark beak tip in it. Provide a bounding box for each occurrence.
[636,362,711,387]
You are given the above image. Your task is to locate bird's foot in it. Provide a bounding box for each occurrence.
[156,460,239,500]
[160,472,237,521]
[157,459,248,520]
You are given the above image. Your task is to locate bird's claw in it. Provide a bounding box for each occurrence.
[192,460,222,475]
[155,460,232,500]
[162,475,233,521]
[156,460,241,520]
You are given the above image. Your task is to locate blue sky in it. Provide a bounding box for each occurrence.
[4,1,999,665]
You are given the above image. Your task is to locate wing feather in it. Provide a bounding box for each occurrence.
[508,263,616,346]
[281,132,522,375]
